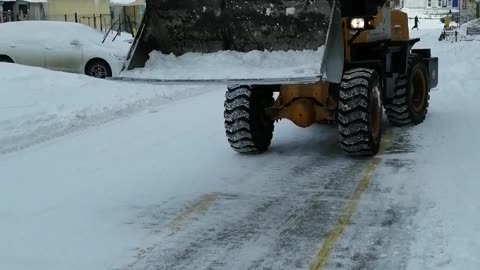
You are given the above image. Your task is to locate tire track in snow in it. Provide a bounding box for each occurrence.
[113,127,393,270]
[321,127,423,270]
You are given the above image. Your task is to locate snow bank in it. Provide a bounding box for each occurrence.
[121,48,325,80]
[395,22,480,269]
[454,18,480,40]
[0,63,216,154]
[410,19,480,96]
[429,37,480,102]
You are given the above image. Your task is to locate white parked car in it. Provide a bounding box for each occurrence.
[0,21,132,78]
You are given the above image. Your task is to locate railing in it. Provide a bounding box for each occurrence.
[0,11,138,35]
[47,13,116,33]
[466,26,480,35]
[1,11,33,22]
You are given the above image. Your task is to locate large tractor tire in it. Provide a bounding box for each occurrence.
[337,68,383,156]
[385,54,430,126]
[224,85,275,154]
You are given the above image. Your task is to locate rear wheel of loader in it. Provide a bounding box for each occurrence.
[224,85,275,154]
[337,68,383,157]
[385,54,430,126]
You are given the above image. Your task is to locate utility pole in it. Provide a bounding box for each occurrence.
[459,0,463,26]
[476,0,480,18]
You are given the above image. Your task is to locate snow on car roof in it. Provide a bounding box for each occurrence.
[0,21,102,43]
[0,21,131,50]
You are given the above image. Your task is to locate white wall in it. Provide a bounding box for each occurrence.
[403,0,427,8]
[403,0,456,8]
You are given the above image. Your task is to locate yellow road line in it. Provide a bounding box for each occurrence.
[310,131,393,270]
[170,193,218,231]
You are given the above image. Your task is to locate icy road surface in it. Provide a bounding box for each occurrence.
[2,16,480,270]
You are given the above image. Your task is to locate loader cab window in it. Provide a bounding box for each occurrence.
[340,0,386,17]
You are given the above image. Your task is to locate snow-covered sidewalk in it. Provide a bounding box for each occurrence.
[323,18,480,270]
[0,63,216,154]
[402,18,480,270]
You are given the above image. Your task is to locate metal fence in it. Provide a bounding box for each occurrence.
[1,10,34,22]
[47,13,115,33]
[0,11,138,34]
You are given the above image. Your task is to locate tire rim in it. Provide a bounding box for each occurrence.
[91,65,108,78]
[410,68,427,113]
[370,82,382,140]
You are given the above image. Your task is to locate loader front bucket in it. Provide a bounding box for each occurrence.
[117,0,342,85]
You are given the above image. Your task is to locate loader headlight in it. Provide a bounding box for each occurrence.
[350,18,365,29]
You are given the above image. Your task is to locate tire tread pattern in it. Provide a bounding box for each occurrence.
[338,68,381,156]
[384,54,431,126]
[224,85,274,154]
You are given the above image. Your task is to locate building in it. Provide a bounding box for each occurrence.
[44,0,110,22]
[0,0,110,23]
[1,0,47,22]
[0,0,142,34]
[401,0,478,22]
[109,0,145,33]
[43,0,142,33]
[401,0,480,11]
[402,0,459,9]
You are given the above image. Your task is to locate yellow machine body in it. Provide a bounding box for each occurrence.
[273,5,411,129]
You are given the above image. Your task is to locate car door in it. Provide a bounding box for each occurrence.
[6,39,46,68]
[44,39,83,73]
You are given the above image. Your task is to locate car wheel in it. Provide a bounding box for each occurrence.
[86,59,112,79]
[0,56,14,63]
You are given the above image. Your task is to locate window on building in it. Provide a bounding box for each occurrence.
[447,0,452,7]
[438,0,442,7]
[428,0,432,7]
[18,4,28,14]
[2,2,14,12]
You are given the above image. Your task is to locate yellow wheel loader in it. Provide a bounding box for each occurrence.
[112,0,438,156]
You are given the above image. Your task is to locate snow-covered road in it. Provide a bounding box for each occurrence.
[1,86,378,270]
[2,16,480,270]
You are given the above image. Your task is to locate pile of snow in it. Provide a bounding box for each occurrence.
[408,17,480,113]
[121,48,325,80]
[0,63,216,154]
[424,33,480,98]
[387,20,480,269]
